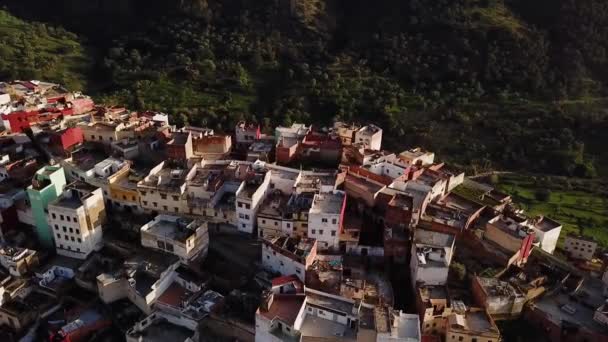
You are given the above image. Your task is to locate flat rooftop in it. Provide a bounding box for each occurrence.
[448,310,498,335]
[414,229,455,248]
[140,163,188,190]
[266,236,315,259]
[69,148,108,171]
[258,192,292,218]
[533,278,608,335]
[168,132,190,145]
[300,314,356,340]
[259,294,305,326]
[532,216,561,232]
[142,216,198,243]
[345,174,385,194]
[138,320,194,342]
[310,192,344,214]
[305,291,354,315]
[358,124,381,135]
[51,181,99,209]
[419,285,449,303]
[440,193,484,214]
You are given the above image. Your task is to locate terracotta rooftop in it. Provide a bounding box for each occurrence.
[259,294,305,325]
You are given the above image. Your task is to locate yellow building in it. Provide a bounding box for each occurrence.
[107,163,143,212]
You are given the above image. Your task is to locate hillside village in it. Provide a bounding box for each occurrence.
[0,80,607,341]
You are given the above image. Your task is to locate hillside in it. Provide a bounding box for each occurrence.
[0,10,91,90]
[2,0,608,177]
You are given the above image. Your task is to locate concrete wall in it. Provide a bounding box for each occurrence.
[533,226,561,255]
[262,243,306,281]
[308,203,341,250]
[564,237,597,260]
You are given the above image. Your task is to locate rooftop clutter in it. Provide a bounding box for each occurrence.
[0,80,603,342]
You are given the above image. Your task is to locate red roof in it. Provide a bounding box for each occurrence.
[259,294,305,325]
[157,282,191,308]
[271,274,300,287]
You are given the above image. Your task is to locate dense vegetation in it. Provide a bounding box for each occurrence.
[0,10,90,90]
[2,0,608,177]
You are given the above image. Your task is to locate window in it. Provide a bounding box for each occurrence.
[172,195,179,201]
[71,237,75,241]
[262,220,266,224]
[245,215,250,219]
[54,224,59,230]
[312,229,316,234]
[319,310,324,315]
[274,221,278,226]
[157,241,165,249]
[174,207,179,212]
[141,191,147,196]
[280,261,284,266]
[332,218,337,224]
[239,213,245,219]
[76,248,80,252]
[60,215,64,220]
[238,202,243,208]
[77,238,81,243]
[245,204,251,209]
[60,244,64,249]
[286,223,291,228]
[143,201,148,205]
[64,235,69,240]
[166,243,174,252]
[319,230,324,235]
[242,224,246,228]
[76,229,80,234]
[331,230,336,236]
[63,227,67,232]
[69,228,73,233]
[73,216,78,222]
[459,337,463,341]
[322,218,327,223]
[52,213,56,219]
[91,135,95,140]
[123,195,127,200]
[160,194,167,199]
[163,205,168,211]
[56,234,61,239]
[99,135,103,140]
[266,255,270,259]
[153,202,158,207]
[471,339,477,342]
[296,268,301,274]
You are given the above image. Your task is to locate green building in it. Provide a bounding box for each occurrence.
[27,165,66,248]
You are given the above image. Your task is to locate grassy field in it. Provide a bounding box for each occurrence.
[0,10,91,90]
[495,173,608,249]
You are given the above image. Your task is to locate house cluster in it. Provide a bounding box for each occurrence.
[0,80,606,341]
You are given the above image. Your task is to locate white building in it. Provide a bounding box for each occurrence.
[399,148,435,166]
[235,172,271,234]
[410,229,455,288]
[563,234,597,261]
[308,190,345,250]
[261,236,317,282]
[48,182,106,260]
[137,161,189,214]
[140,215,209,262]
[354,124,383,151]
[376,309,421,342]
[527,215,561,254]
